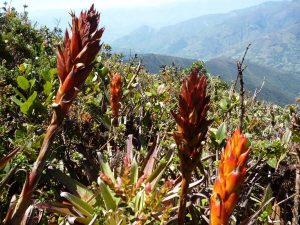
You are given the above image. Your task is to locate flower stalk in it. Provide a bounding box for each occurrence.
[210,129,251,225]
[7,5,103,224]
[171,68,210,225]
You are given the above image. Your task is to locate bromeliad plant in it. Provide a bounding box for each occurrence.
[210,129,251,225]
[171,68,210,224]
[7,5,104,224]
[40,135,175,224]
[98,142,175,224]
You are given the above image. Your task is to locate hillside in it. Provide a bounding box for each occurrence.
[205,57,300,105]
[132,53,195,73]
[135,54,299,105]
[113,0,300,73]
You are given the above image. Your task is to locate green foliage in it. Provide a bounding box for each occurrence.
[209,122,227,148]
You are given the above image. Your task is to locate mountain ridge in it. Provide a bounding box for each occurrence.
[113,0,300,73]
[133,53,299,105]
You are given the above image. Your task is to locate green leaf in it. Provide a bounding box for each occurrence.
[15,128,26,140]
[134,190,145,213]
[215,122,227,144]
[43,81,52,95]
[20,91,37,114]
[153,103,161,112]
[29,79,36,89]
[147,149,174,186]
[281,130,291,145]
[18,64,26,73]
[201,198,208,206]
[11,96,23,106]
[45,93,54,105]
[219,98,230,111]
[246,138,252,149]
[145,102,152,111]
[260,184,273,213]
[49,68,57,80]
[100,67,109,77]
[20,102,31,114]
[130,158,139,184]
[17,76,30,91]
[13,87,27,101]
[98,180,118,210]
[98,115,111,130]
[267,157,277,169]
[145,92,153,97]
[31,135,44,150]
[99,156,116,183]
[27,91,37,102]
[292,135,300,143]
[37,202,81,218]
[127,73,134,81]
[61,192,94,218]
[49,168,98,205]
[133,92,142,102]
[42,69,50,81]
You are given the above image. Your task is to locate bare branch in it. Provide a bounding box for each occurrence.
[237,43,251,131]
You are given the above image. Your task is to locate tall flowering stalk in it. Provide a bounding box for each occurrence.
[210,129,251,225]
[8,5,104,224]
[171,68,210,225]
[110,72,122,127]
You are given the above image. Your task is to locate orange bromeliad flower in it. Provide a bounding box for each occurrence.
[110,72,122,126]
[55,4,104,114]
[210,129,251,225]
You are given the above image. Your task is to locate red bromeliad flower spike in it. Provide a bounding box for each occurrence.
[110,72,122,127]
[55,4,104,115]
[171,68,210,225]
[210,129,251,225]
[7,5,104,225]
[172,68,210,160]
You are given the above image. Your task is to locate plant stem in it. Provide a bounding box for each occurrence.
[8,105,63,225]
[178,171,191,225]
[238,62,245,131]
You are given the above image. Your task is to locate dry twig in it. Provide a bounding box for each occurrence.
[237,43,251,131]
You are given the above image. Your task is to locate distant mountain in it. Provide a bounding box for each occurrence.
[27,0,281,42]
[205,57,299,105]
[136,53,299,105]
[133,53,195,73]
[113,0,300,73]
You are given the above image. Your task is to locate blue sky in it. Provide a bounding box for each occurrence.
[8,0,288,41]
[11,0,285,12]
[10,0,186,11]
